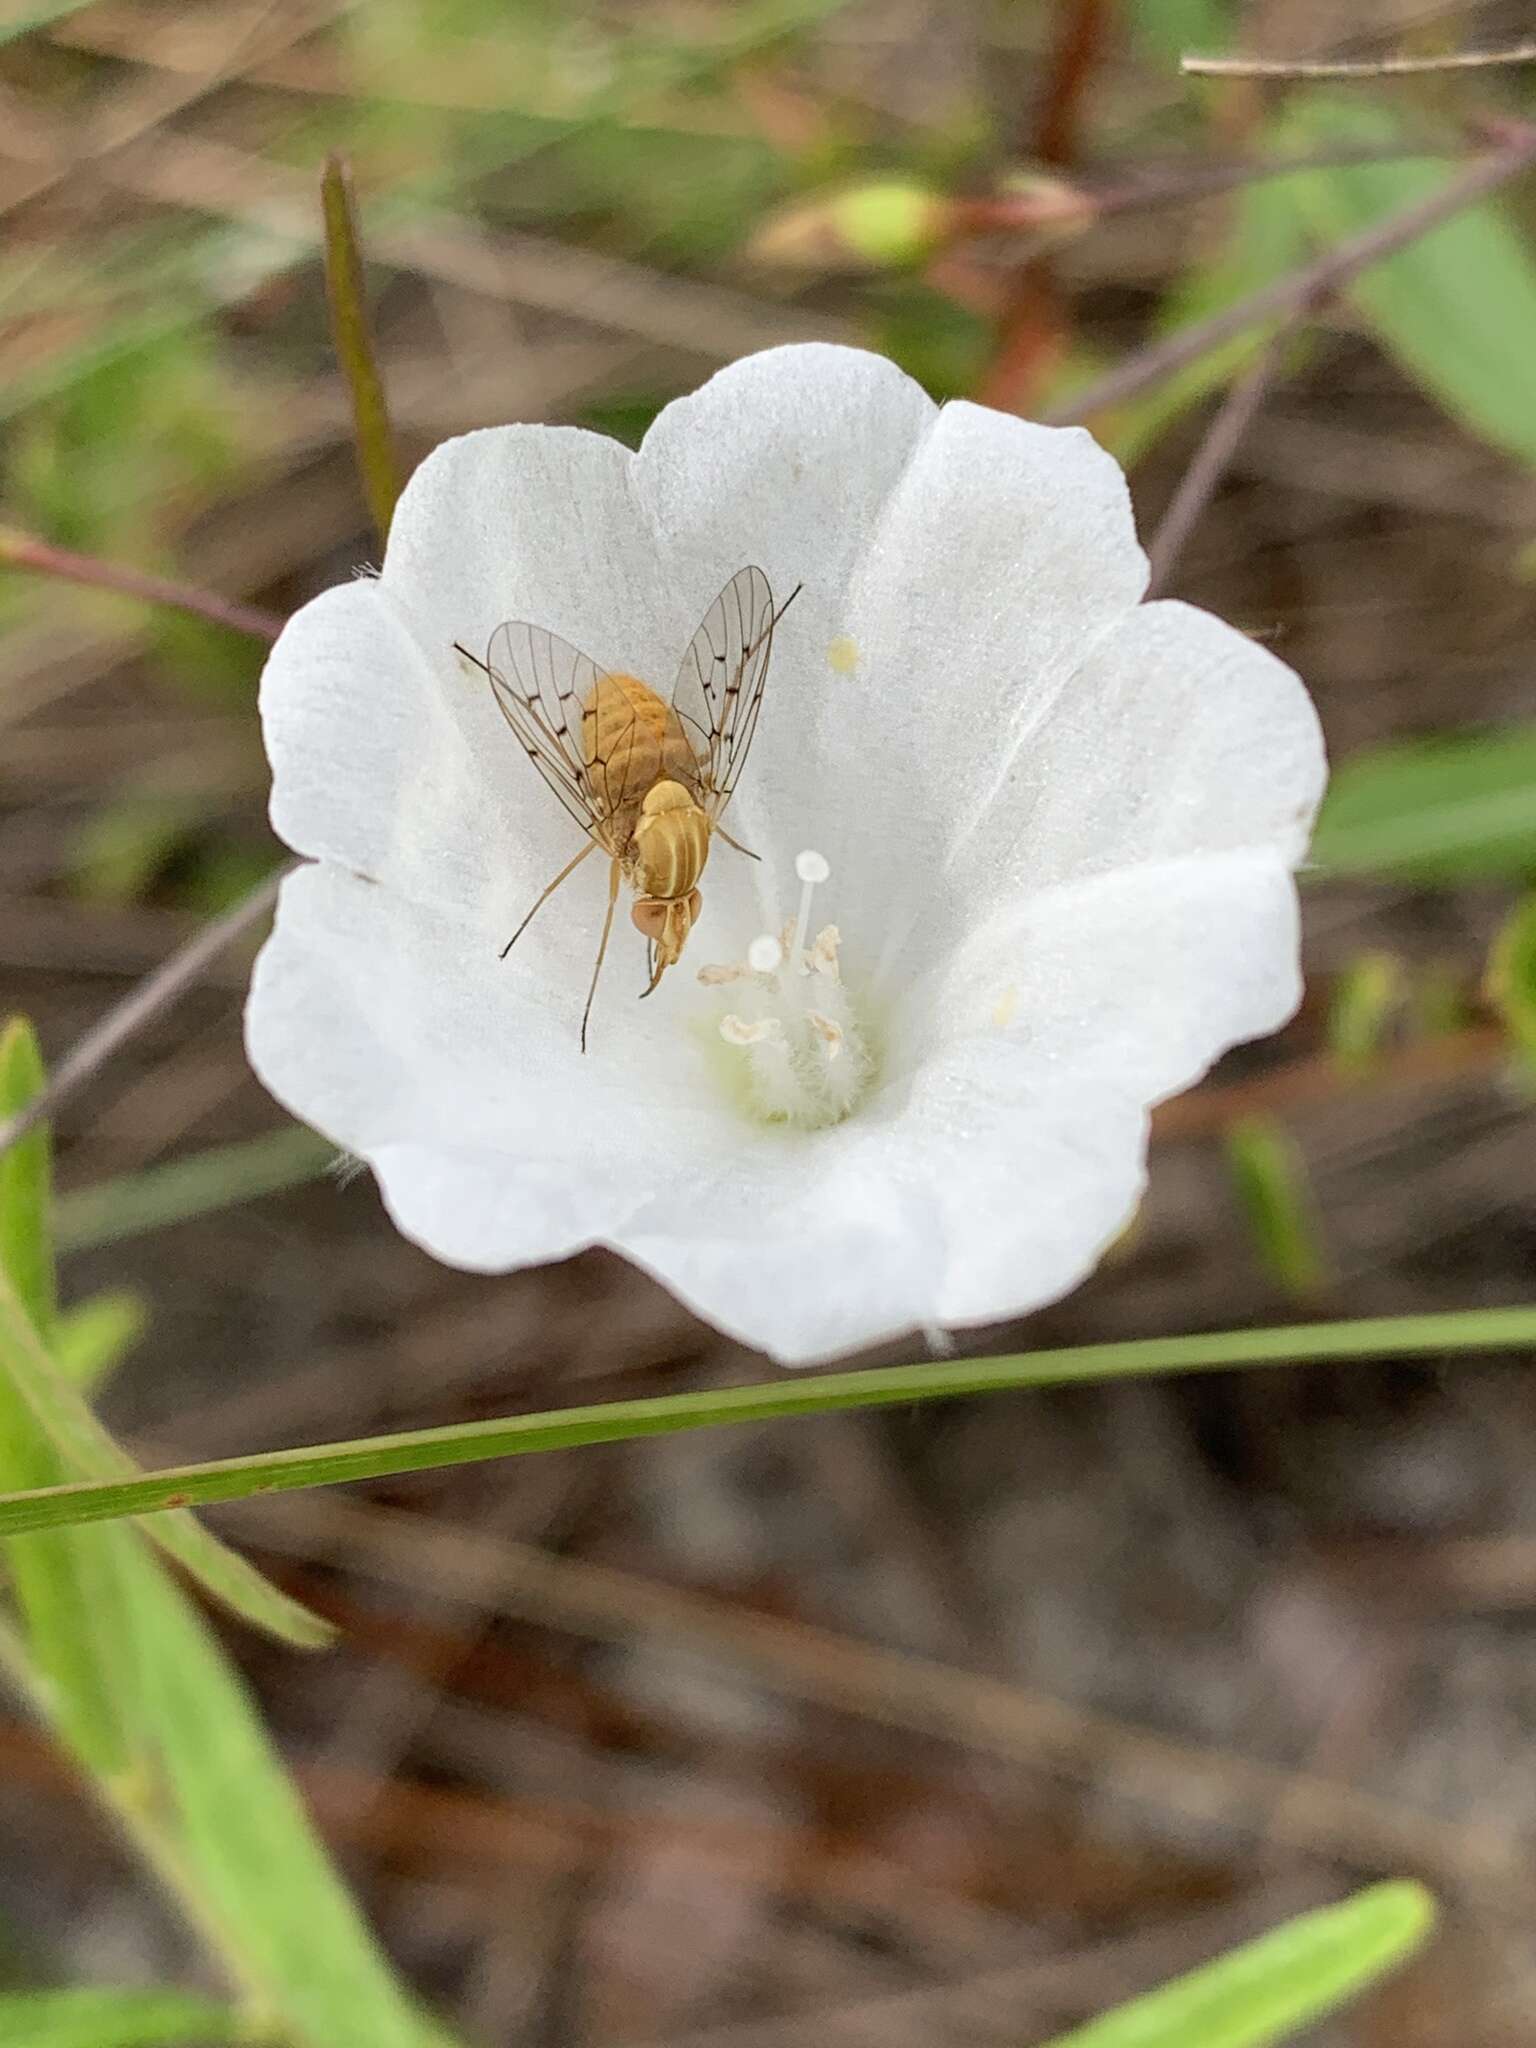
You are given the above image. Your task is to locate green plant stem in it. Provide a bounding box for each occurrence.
[321,154,399,550]
[1,1306,1533,1536]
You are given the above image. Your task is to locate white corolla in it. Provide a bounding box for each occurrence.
[246,344,1325,1364]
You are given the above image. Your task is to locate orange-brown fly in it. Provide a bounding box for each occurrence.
[455,567,800,1050]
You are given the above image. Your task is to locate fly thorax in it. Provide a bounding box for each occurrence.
[633,781,710,901]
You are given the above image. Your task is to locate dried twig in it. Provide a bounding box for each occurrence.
[0,529,283,643]
[0,867,291,1161]
[1048,123,1536,425]
[1145,326,1291,596]
[1184,41,1536,80]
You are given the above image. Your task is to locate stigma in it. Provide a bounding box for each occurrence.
[697,849,875,1130]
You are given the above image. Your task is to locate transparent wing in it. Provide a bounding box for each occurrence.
[482,620,607,839]
[670,565,777,819]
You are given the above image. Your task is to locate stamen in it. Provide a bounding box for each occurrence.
[698,855,874,1131]
[808,925,842,980]
[791,848,831,970]
[720,1014,783,1047]
[806,1010,843,1059]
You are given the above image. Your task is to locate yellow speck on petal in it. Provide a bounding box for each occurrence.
[992,985,1019,1029]
[827,635,858,675]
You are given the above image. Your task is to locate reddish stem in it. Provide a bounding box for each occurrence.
[0,529,284,643]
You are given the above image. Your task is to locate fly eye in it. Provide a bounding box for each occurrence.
[631,901,669,941]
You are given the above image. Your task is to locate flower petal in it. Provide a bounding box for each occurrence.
[613,847,1300,1362]
[826,402,1148,983]
[949,597,1326,910]
[380,420,667,691]
[246,864,732,1234]
[633,343,937,911]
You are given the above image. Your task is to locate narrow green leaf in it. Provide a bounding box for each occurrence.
[0,1466,449,2048]
[1277,96,1536,471]
[1040,1880,1434,2047]
[0,1987,246,2047]
[55,1126,335,1255]
[100,1551,445,2048]
[1310,726,1536,881]
[3,1307,1535,1537]
[1225,1116,1330,1299]
[0,1265,331,1649]
[0,1019,130,1773]
[1486,890,1536,1075]
[53,1288,148,1392]
[321,154,399,549]
[1327,951,1404,1075]
[0,1018,57,1337]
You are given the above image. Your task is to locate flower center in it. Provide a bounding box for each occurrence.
[697,849,876,1131]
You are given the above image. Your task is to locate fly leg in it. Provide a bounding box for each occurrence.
[580,857,622,1053]
[500,841,596,960]
[714,825,759,861]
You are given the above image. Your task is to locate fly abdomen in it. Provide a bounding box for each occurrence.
[632,780,711,901]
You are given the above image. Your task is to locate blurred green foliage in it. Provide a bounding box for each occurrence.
[1225,1114,1331,1301]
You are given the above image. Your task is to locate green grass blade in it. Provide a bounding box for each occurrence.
[0,1019,132,1772]
[1040,1881,1434,2047]
[1225,1117,1330,1300]
[55,1127,336,1253]
[0,1018,57,1337]
[0,1265,332,1648]
[100,1552,447,2048]
[1310,725,1536,881]
[1486,891,1536,1077]
[321,154,399,549]
[2,1307,1533,1537]
[0,1987,247,2047]
[52,1288,149,1392]
[0,1472,451,2048]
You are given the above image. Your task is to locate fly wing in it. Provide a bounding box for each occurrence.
[669,565,777,820]
[482,620,608,840]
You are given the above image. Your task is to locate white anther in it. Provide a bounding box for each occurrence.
[806,1010,844,1060]
[747,934,784,974]
[808,925,842,980]
[720,1014,784,1047]
[790,848,831,970]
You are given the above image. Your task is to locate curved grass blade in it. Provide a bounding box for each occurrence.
[1,1306,1533,1537]
[0,1265,331,1647]
[0,1987,246,2048]
[54,1125,335,1254]
[1041,1880,1434,2047]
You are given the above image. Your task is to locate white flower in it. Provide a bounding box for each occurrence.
[246,344,1325,1366]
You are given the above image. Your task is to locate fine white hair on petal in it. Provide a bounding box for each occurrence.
[245,340,1328,1366]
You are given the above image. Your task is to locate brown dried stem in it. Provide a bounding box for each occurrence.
[0,868,292,1162]
[0,530,283,643]
[1184,42,1536,80]
[1144,324,1291,596]
[1047,122,1536,426]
